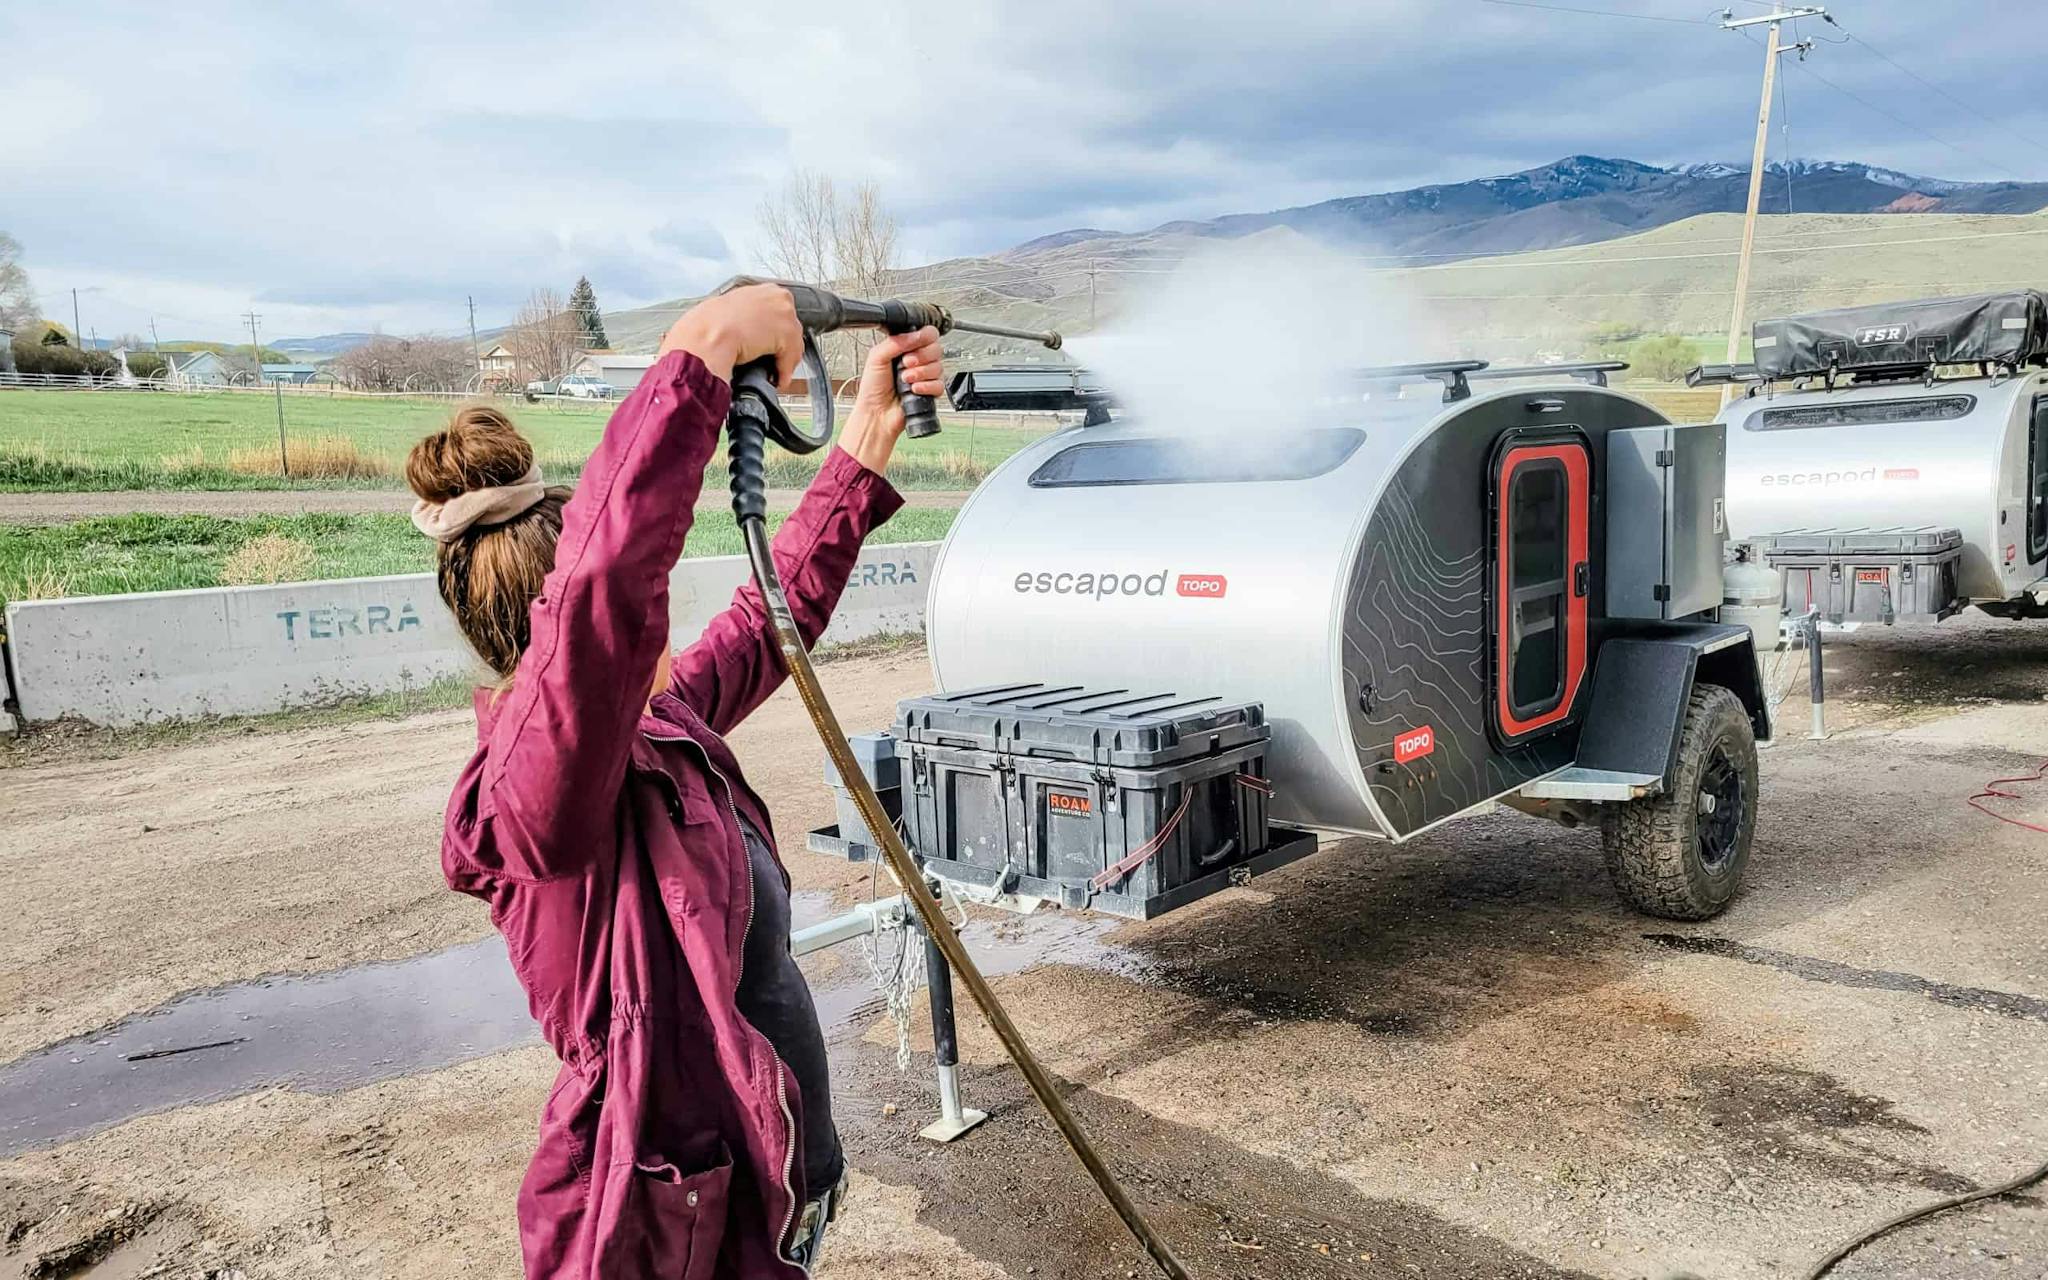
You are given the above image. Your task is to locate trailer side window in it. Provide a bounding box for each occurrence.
[1028,428,1365,487]
[1491,438,1591,742]
[1749,395,1975,431]
[2030,397,2048,564]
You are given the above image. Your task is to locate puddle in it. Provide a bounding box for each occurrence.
[0,893,1138,1158]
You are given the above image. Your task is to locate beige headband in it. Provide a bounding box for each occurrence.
[410,464,546,543]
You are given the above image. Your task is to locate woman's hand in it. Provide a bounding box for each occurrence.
[659,284,803,385]
[837,326,944,476]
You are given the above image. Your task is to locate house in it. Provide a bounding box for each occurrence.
[478,343,515,380]
[573,351,660,395]
[164,350,229,387]
[260,363,319,385]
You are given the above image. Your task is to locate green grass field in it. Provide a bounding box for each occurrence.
[0,507,959,603]
[0,388,1051,491]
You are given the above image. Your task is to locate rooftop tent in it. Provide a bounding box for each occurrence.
[1752,289,2048,380]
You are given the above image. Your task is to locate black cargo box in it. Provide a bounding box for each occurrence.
[1756,526,1966,625]
[1753,290,2048,380]
[894,684,1307,920]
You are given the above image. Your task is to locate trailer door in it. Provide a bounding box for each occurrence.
[2030,396,2048,565]
[1490,435,1591,742]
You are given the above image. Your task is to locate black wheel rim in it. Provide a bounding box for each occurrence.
[1696,742,1744,872]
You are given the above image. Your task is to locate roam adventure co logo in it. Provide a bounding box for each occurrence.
[1012,569,1228,600]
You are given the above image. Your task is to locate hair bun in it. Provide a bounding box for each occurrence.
[407,404,535,504]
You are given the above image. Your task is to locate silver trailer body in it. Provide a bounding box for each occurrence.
[1721,372,2048,603]
[925,380,1704,840]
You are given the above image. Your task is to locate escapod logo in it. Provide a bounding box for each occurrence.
[1394,726,1436,764]
[1011,569,1227,600]
[1047,791,1093,816]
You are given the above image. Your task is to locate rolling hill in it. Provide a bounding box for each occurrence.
[588,154,2048,364]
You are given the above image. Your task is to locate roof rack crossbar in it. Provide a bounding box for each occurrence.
[1469,360,1629,388]
[1686,362,1762,388]
[1351,359,1489,403]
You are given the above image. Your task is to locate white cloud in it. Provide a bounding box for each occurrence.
[4,0,2044,343]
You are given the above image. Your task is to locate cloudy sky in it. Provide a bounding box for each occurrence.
[7,0,2047,344]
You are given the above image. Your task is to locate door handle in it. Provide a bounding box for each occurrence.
[1573,562,1591,598]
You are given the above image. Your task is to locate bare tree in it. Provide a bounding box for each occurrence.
[505,288,581,384]
[756,170,837,286]
[833,181,899,369]
[754,171,901,380]
[331,334,476,391]
[0,233,38,332]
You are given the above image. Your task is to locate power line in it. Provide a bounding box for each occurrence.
[1783,52,2026,181]
[1477,0,1714,24]
[1822,15,2048,162]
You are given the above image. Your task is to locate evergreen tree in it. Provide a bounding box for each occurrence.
[569,276,608,349]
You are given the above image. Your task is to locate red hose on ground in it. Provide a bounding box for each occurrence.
[1967,759,2048,834]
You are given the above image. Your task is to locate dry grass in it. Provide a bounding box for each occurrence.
[226,435,386,480]
[159,445,208,473]
[220,533,318,585]
[3,556,73,601]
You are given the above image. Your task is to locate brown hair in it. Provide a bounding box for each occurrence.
[407,404,570,682]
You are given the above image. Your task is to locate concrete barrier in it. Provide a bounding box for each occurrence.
[6,542,937,727]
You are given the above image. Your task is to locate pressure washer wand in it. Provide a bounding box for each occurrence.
[717,276,1061,439]
[722,404,1191,1278]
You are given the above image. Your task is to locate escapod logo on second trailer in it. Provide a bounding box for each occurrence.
[1012,569,1228,600]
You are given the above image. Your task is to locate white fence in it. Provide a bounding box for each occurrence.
[4,542,938,728]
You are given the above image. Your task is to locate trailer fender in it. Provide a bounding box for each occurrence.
[1573,624,1770,789]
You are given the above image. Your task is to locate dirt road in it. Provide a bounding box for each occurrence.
[0,488,975,522]
[3,623,2046,1278]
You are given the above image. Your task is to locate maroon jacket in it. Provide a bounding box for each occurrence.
[439,349,905,1279]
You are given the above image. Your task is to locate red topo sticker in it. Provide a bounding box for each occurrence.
[1394,726,1435,763]
[1175,574,1228,598]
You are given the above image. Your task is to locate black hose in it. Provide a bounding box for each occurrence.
[725,410,1193,1280]
[1802,1155,2048,1278]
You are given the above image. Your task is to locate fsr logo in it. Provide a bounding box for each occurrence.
[1393,725,1436,764]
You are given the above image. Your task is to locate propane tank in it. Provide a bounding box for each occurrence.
[1723,543,1785,653]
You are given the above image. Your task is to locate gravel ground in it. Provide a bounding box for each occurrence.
[0,488,975,522]
[2,618,2045,1279]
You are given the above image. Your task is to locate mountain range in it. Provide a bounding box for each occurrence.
[275,155,2048,358]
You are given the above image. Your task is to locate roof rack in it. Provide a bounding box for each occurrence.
[1686,362,1762,388]
[1470,359,1629,388]
[947,366,1115,424]
[1352,359,1489,403]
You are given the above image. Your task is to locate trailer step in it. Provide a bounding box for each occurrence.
[1519,768,1662,801]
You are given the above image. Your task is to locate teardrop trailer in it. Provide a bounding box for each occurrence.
[812,359,1770,927]
[1703,289,2048,626]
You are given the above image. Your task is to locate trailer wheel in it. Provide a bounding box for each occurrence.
[1600,683,1757,921]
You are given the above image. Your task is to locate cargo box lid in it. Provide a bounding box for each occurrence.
[1756,525,1964,555]
[896,683,1267,767]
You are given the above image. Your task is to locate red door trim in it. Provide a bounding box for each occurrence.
[1495,440,1590,739]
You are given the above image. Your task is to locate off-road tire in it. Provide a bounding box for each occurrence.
[1600,682,1757,921]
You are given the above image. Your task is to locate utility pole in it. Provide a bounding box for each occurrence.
[246,309,288,478]
[1087,260,1098,329]
[467,295,481,369]
[1719,5,1822,403]
[148,318,161,352]
[71,288,82,348]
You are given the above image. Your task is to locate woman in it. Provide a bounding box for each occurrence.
[411,282,942,1279]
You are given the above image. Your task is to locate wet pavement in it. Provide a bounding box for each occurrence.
[0,888,1136,1161]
